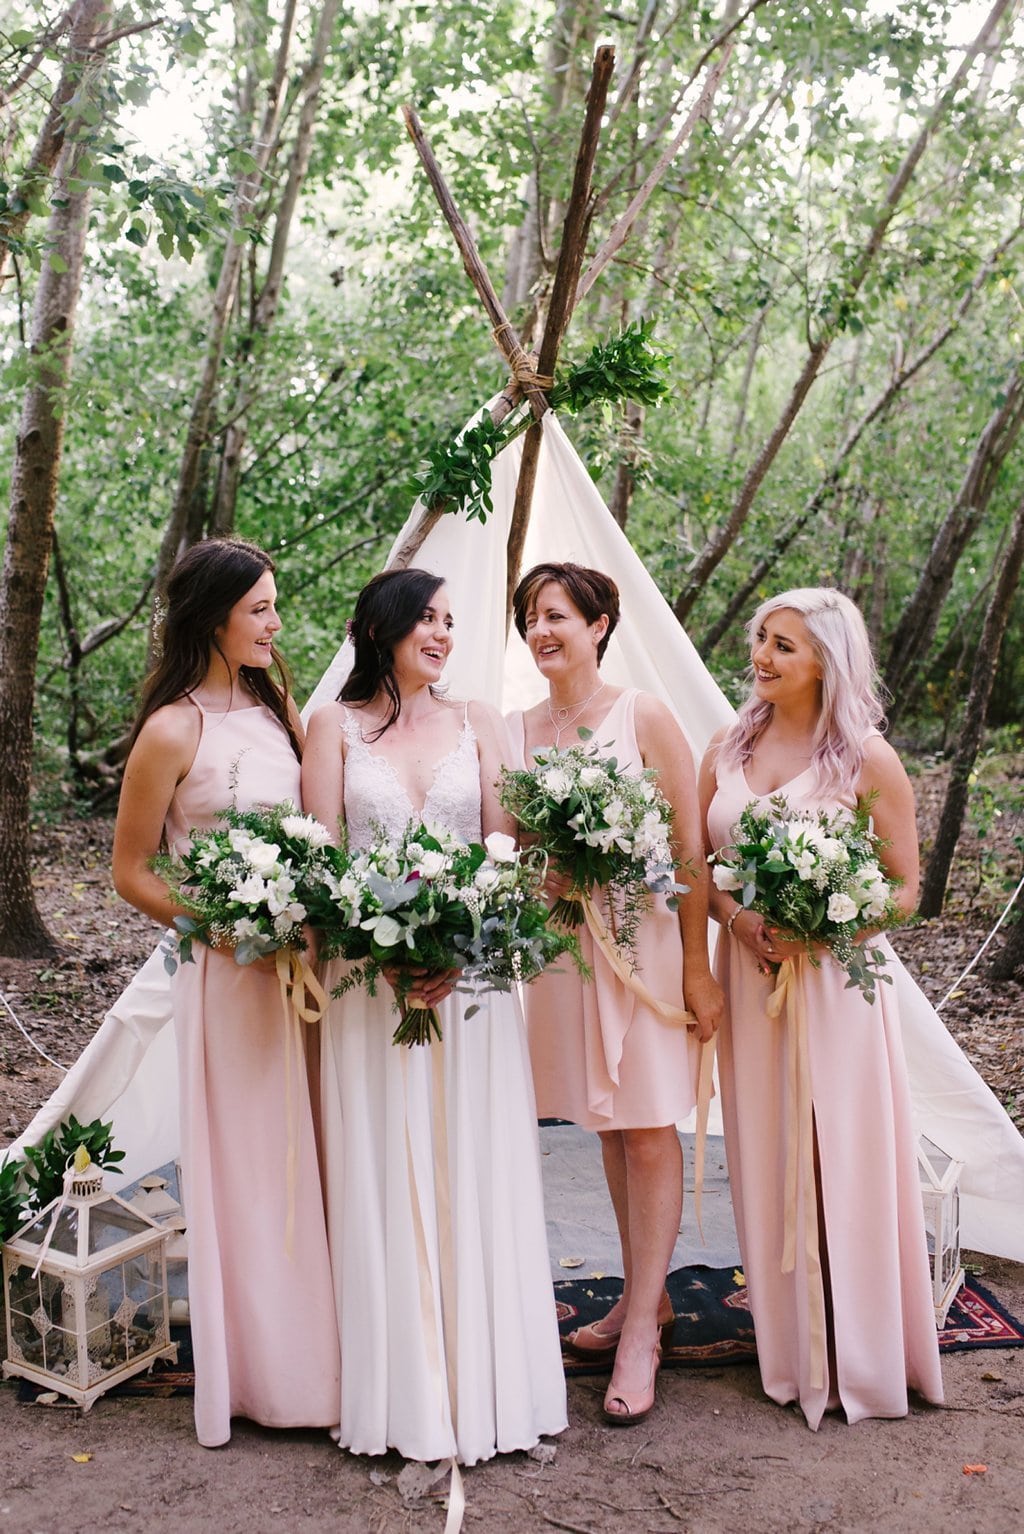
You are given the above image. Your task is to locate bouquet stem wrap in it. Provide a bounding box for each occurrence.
[580,893,716,1239]
[274,949,328,1257]
[400,1044,464,1532]
[765,957,827,1391]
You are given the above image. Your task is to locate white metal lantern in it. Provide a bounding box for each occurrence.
[2,1154,177,1409]
[917,1135,965,1327]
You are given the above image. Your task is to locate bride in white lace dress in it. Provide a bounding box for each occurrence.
[301,568,567,1468]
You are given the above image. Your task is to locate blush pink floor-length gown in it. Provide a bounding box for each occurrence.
[165,700,340,1447]
[707,755,943,1429]
[507,689,700,1130]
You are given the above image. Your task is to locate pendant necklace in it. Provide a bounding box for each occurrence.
[547,681,605,746]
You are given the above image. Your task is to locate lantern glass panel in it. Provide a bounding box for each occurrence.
[85,1201,153,1255]
[16,1208,80,1256]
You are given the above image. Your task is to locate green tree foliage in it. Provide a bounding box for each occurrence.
[2,0,1023,801]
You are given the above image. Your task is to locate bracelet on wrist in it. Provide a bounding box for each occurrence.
[726,906,742,936]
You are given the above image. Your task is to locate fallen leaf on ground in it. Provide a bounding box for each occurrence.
[962,1464,988,1476]
[559,1256,584,1268]
[71,1453,92,1464]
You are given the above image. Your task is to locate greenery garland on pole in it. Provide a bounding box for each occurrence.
[410,320,671,525]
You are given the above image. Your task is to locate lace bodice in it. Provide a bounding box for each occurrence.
[340,706,482,848]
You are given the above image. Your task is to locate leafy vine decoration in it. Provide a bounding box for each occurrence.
[411,320,671,524]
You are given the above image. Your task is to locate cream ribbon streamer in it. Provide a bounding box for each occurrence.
[580,894,715,1238]
[764,957,827,1390]
[401,1043,464,1534]
[274,948,328,1258]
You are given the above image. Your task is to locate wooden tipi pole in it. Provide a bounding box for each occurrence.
[504,44,615,622]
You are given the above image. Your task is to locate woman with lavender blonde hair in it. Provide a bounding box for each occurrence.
[698,587,943,1430]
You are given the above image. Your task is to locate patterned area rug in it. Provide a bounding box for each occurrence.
[555,1264,1024,1375]
[11,1269,1023,1402]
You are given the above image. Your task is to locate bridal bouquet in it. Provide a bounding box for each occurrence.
[498,735,687,966]
[310,822,581,1045]
[710,796,901,1001]
[155,802,335,971]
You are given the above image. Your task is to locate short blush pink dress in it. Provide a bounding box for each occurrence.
[507,689,700,1130]
[707,753,943,1429]
[165,700,340,1447]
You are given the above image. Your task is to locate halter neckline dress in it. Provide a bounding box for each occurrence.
[166,698,340,1447]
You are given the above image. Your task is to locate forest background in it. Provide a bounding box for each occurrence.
[1,0,1022,1005]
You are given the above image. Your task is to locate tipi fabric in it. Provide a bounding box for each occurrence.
[7,413,1024,1263]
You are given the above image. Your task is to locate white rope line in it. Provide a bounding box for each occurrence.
[935,867,1024,1013]
[0,987,67,1072]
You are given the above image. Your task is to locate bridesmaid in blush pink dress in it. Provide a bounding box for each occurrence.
[508,562,723,1427]
[112,538,339,1447]
[698,587,943,1430]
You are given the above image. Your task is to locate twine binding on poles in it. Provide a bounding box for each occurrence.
[274,948,328,1258]
[765,957,827,1390]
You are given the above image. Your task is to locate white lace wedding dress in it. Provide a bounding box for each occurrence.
[319,707,567,1466]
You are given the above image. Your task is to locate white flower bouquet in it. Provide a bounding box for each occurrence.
[710,795,902,1001]
[498,734,687,966]
[155,802,335,971]
[310,822,582,1045]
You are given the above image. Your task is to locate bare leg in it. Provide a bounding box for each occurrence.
[604,1125,682,1416]
[597,1131,631,1331]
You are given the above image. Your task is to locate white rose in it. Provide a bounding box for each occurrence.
[827,892,858,924]
[474,866,501,893]
[712,863,744,893]
[228,828,254,854]
[578,766,604,789]
[416,850,448,879]
[542,768,573,801]
[484,831,518,864]
[246,839,282,877]
[819,836,849,864]
[279,814,332,848]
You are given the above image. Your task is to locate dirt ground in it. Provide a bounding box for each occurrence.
[2,769,1023,1533]
[1,1282,1023,1534]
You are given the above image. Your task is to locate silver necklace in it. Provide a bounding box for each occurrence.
[547,681,605,746]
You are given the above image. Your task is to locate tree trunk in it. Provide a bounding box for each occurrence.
[989,892,1024,980]
[697,213,1023,660]
[148,0,299,650]
[210,0,342,534]
[0,0,107,957]
[885,362,1024,718]
[673,0,1015,625]
[919,491,1024,918]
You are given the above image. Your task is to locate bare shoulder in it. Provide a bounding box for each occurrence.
[700,724,730,769]
[134,698,200,756]
[633,690,677,730]
[465,698,509,748]
[857,733,914,806]
[306,699,346,732]
[634,690,689,751]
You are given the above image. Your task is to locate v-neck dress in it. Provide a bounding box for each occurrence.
[707,753,943,1429]
[318,706,567,1466]
[507,689,700,1130]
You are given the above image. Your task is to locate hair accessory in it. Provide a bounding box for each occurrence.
[345,618,355,640]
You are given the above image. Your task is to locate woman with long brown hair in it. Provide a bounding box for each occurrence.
[113,536,339,1448]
